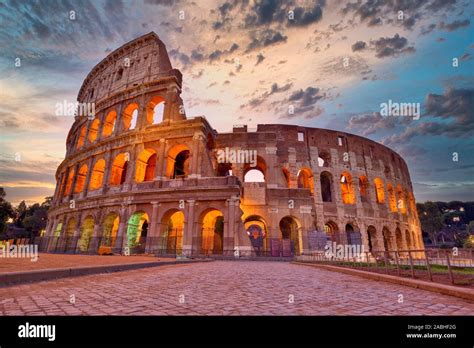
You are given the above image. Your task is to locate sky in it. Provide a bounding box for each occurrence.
[0,0,473,206]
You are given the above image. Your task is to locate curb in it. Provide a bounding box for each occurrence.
[0,259,212,287]
[293,261,474,302]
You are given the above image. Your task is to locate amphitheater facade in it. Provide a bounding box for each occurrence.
[45,32,423,257]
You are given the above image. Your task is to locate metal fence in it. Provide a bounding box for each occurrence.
[296,248,474,287]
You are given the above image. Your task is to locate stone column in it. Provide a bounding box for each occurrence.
[225,197,236,255]
[71,216,82,253]
[69,163,80,200]
[265,146,278,188]
[155,138,167,179]
[189,133,203,178]
[183,200,196,257]
[114,204,129,253]
[113,102,124,136]
[102,150,114,191]
[122,145,137,191]
[145,201,160,254]
[299,206,313,255]
[82,156,95,197]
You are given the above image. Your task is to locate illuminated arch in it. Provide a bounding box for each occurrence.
[122,103,139,130]
[73,164,88,193]
[63,169,75,196]
[126,211,149,252]
[88,118,100,143]
[101,213,119,248]
[374,178,385,204]
[397,184,407,214]
[64,218,76,252]
[244,215,268,254]
[76,125,86,149]
[78,216,94,252]
[387,183,398,212]
[200,209,224,255]
[282,168,290,188]
[135,148,157,182]
[146,96,165,125]
[160,209,185,255]
[89,159,106,190]
[297,168,314,193]
[340,171,355,204]
[109,153,129,185]
[358,176,369,203]
[102,110,117,137]
[166,144,191,179]
[279,216,302,255]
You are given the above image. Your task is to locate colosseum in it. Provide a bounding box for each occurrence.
[44,32,424,258]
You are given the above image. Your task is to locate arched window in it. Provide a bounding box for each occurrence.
[387,183,397,212]
[374,178,385,203]
[359,176,369,203]
[135,149,157,182]
[146,96,165,125]
[320,171,333,202]
[297,168,314,193]
[324,221,339,243]
[166,145,191,179]
[63,169,75,196]
[122,103,139,130]
[244,169,265,182]
[340,172,355,204]
[74,164,88,193]
[318,151,331,167]
[116,67,124,81]
[76,125,86,149]
[102,110,117,137]
[88,118,100,143]
[397,184,407,214]
[282,168,290,188]
[89,159,105,190]
[346,224,362,245]
[110,153,129,185]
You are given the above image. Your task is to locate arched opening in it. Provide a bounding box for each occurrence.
[340,172,355,204]
[73,164,88,193]
[318,151,331,167]
[387,183,398,212]
[201,209,224,255]
[126,211,149,253]
[279,216,301,256]
[397,185,407,214]
[367,225,377,252]
[217,162,233,177]
[382,227,393,251]
[244,215,268,255]
[160,210,184,255]
[324,221,340,243]
[405,229,412,250]
[374,178,385,204]
[297,168,314,193]
[78,216,94,253]
[116,67,124,81]
[135,148,157,182]
[89,159,105,190]
[110,153,129,185]
[146,96,165,125]
[346,223,362,245]
[53,222,63,238]
[64,218,76,252]
[243,156,267,183]
[166,145,191,179]
[122,103,139,130]
[63,169,75,196]
[395,228,403,250]
[282,168,290,188]
[320,171,333,202]
[101,213,119,249]
[102,110,117,137]
[359,176,369,203]
[88,118,100,143]
[76,126,86,149]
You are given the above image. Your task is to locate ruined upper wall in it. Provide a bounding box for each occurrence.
[77,32,180,104]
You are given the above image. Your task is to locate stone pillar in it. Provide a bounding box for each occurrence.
[155,138,167,179]
[122,145,137,191]
[113,102,124,136]
[114,204,129,253]
[145,201,160,254]
[71,216,82,253]
[225,197,236,255]
[89,217,102,253]
[69,163,80,199]
[183,200,196,257]
[82,156,95,197]
[189,133,203,178]
[265,146,278,188]
[299,206,313,255]
[102,150,113,191]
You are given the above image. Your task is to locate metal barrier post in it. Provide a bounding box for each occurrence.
[408,250,415,278]
[446,251,454,284]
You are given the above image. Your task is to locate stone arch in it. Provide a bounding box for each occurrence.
[395,228,403,250]
[76,125,86,149]
[101,212,119,248]
[63,169,75,196]
[88,118,100,143]
[367,225,378,252]
[340,171,355,204]
[297,168,314,193]
[102,110,117,137]
[405,229,411,250]
[397,184,407,214]
[374,178,385,204]
[345,223,362,245]
[243,156,267,183]
[135,148,157,182]
[358,175,369,203]
[166,144,191,179]
[320,171,333,202]
[200,208,224,255]
[387,183,398,212]
[89,159,106,190]
[408,192,416,216]
[160,209,185,255]
[243,215,268,254]
[122,102,139,130]
[279,215,302,256]
[282,167,290,188]
[318,150,331,167]
[382,226,394,251]
[74,164,88,193]
[64,217,77,252]
[146,95,165,125]
[78,215,94,252]
[110,153,129,185]
[126,211,149,253]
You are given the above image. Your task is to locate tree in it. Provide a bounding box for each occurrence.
[418,201,444,246]
[14,200,27,227]
[0,188,14,235]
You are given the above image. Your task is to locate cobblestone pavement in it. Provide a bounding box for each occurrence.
[0,261,473,315]
[0,253,161,273]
